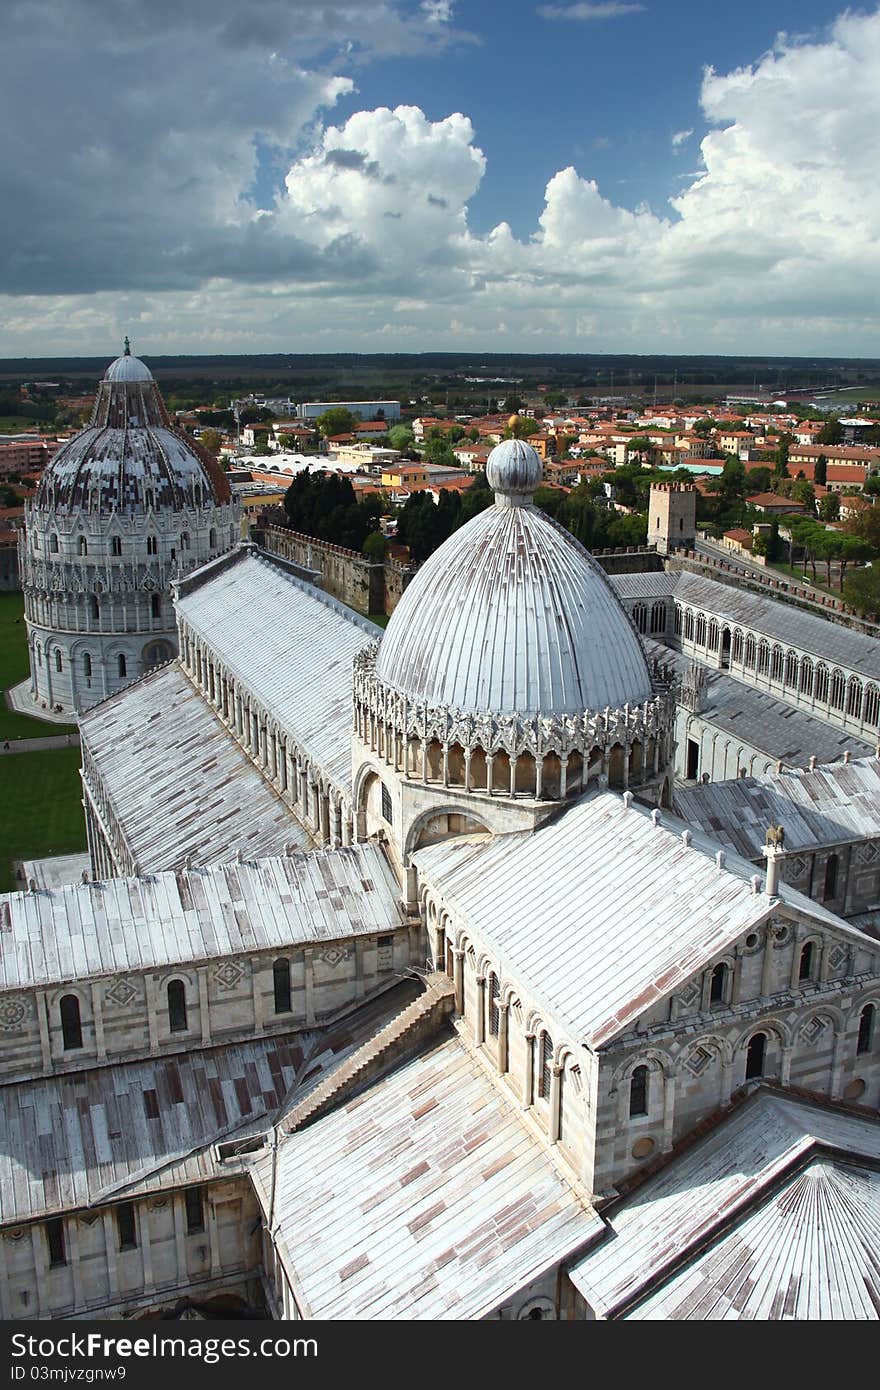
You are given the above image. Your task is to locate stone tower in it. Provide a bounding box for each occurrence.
[20,343,240,715]
[648,481,696,555]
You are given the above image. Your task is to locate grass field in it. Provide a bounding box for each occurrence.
[0,746,87,891]
[0,592,78,739]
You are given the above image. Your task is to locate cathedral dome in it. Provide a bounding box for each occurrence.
[374,437,652,718]
[33,342,231,514]
[104,351,154,383]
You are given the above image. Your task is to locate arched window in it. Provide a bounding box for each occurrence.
[209,528,217,549]
[146,535,157,556]
[59,994,83,1050]
[381,782,393,824]
[744,635,756,667]
[770,646,783,681]
[650,601,666,634]
[117,654,127,679]
[799,941,815,981]
[487,972,500,1037]
[799,657,814,696]
[273,958,291,1014]
[745,1032,766,1079]
[709,962,727,1005]
[784,650,798,686]
[823,854,838,901]
[629,1065,649,1117]
[829,669,845,710]
[707,618,719,651]
[815,664,829,703]
[757,640,769,675]
[180,532,190,550]
[78,536,88,556]
[695,614,706,645]
[632,603,647,634]
[54,650,62,673]
[538,1032,553,1099]
[857,1003,875,1056]
[865,684,880,726]
[83,653,92,683]
[684,609,695,641]
[49,533,59,553]
[846,677,862,718]
[151,593,161,619]
[167,980,188,1033]
[111,536,122,557]
[731,630,743,663]
[674,607,682,636]
[88,594,99,620]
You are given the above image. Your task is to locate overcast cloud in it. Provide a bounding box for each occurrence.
[2,3,880,354]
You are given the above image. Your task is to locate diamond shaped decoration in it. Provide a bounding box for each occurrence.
[800,1015,828,1045]
[213,961,245,991]
[104,977,138,1009]
[686,1045,714,1076]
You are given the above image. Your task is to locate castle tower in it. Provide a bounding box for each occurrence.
[20,343,240,714]
[648,481,696,555]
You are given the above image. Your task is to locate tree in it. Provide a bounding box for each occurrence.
[817,416,843,445]
[843,564,880,617]
[238,405,275,426]
[543,391,568,408]
[838,534,872,591]
[504,394,523,414]
[504,416,540,440]
[774,434,791,477]
[387,424,414,452]
[818,493,840,522]
[198,428,222,457]
[744,466,774,494]
[315,407,358,438]
[691,418,716,437]
[362,531,387,562]
[814,454,827,487]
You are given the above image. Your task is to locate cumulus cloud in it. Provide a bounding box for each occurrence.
[0,0,461,296]
[537,3,645,20]
[6,5,880,354]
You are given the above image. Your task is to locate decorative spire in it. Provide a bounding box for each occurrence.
[123,335,131,356]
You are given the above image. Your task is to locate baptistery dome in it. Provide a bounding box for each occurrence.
[34,343,231,515]
[375,437,652,717]
[21,341,239,715]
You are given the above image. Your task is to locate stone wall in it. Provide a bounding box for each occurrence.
[256,523,385,615]
[0,1176,261,1321]
[592,546,663,576]
[0,927,417,1085]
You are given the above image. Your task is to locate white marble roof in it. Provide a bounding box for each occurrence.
[251,1031,600,1319]
[675,570,880,677]
[176,549,381,792]
[675,756,880,859]
[568,1091,880,1320]
[0,845,403,992]
[414,790,856,1049]
[0,1033,307,1225]
[376,502,652,718]
[80,662,310,870]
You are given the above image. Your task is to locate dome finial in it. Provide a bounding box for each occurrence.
[123,335,131,356]
[486,437,543,508]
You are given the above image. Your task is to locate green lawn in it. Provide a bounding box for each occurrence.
[0,747,87,891]
[0,592,78,739]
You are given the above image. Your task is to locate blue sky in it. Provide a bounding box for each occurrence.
[341,0,850,236]
[2,0,879,356]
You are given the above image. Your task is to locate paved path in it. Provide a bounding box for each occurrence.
[0,733,80,754]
